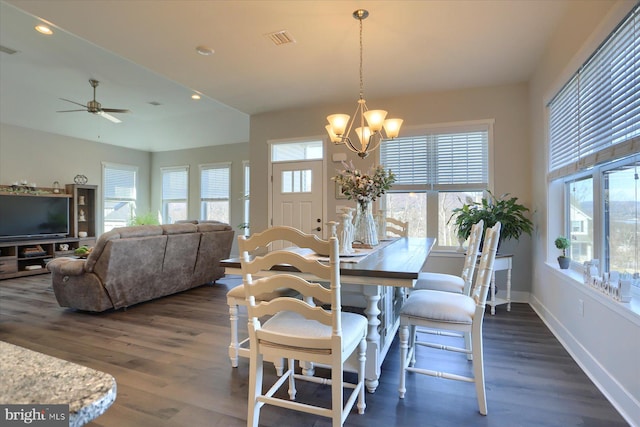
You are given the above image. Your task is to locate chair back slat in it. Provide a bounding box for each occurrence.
[250,274,332,306]
[471,222,501,307]
[460,219,484,295]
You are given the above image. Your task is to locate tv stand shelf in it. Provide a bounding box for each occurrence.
[0,237,94,280]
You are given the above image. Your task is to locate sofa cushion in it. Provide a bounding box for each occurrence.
[161,223,197,235]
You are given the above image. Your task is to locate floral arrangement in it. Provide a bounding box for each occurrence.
[332,161,396,207]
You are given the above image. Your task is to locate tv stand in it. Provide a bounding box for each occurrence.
[0,183,98,280]
[0,237,96,279]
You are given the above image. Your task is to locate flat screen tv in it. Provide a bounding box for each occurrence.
[0,194,70,240]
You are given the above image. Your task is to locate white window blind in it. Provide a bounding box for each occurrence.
[381,129,488,190]
[162,167,188,200]
[104,165,136,199]
[549,5,640,180]
[200,164,230,200]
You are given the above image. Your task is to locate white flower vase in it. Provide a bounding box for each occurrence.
[354,202,378,246]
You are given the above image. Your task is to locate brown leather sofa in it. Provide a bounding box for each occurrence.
[48,221,234,311]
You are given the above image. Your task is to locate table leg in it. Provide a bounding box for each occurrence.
[363,289,381,393]
[506,266,512,312]
[490,271,496,315]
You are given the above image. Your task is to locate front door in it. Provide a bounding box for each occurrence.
[272,160,324,249]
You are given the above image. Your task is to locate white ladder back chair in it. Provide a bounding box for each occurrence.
[227,229,300,373]
[385,217,409,238]
[398,222,501,416]
[414,219,484,294]
[239,226,367,427]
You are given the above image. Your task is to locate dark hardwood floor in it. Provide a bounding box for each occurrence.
[0,274,628,427]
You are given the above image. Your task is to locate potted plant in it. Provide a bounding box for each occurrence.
[449,191,533,249]
[554,236,571,269]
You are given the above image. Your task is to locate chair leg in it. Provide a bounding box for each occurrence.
[399,324,409,398]
[247,351,263,427]
[464,331,473,361]
[357,337,366,414]
[331,362,343,427]
[472,329,487,415]
[287,358,297,400]
[228,301,239,367]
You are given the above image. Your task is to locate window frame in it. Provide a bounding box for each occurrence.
[547,5,639,298]
[379,120,494,249]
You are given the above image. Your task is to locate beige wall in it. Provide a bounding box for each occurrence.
[528,1,639,423]
[0,123,151,234]
[151,142,249,253]
[250,82,533,292]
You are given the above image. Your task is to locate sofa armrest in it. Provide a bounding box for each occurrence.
[47,257,87,276]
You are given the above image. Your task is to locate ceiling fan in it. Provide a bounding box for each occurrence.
[58,79,130,123]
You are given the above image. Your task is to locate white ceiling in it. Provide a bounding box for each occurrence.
[0,0,572,152]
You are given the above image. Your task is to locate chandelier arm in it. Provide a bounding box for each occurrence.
[343,137,360,154]
[366,134,383,153]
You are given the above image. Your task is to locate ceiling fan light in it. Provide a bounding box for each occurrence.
[383,118,403,139]
[363,109,387,132]
[327,114,350,137]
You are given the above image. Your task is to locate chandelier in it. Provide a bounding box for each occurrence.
[325,9,403,159]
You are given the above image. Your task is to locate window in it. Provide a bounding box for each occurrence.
[567,176,594,264]
[161,166,188,224]
[242,161,250,236]
[380,121,492,248]
[272,140,323,162]
[103,163,137,232]
[200,163,230,223]
[549,5,639,287]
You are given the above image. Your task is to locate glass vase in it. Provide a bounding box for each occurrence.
[354,201,378,246]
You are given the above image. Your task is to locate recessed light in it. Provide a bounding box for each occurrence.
[195,45,214,56]
[191,94,201,100]
[35,25,53,35]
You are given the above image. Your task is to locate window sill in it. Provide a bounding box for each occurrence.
[545,262,640,326]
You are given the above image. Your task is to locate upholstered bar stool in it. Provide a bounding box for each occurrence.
[398,222,501,415]
[227,285,297,374]
[414,220,483,295]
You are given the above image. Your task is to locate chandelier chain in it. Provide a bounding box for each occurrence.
[359,16,364,100]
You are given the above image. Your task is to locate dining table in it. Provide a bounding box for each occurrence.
[220,236,436,393]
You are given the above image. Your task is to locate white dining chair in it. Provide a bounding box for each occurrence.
[239,226,367,427]
[227,283,296,374]
[414,219,484,295]
[398,222,501,415]
[386,217,409,238]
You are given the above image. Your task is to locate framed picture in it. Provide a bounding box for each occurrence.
[335,182,348,199]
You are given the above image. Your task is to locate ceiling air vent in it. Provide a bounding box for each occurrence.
[0,45,18,55]
[264,30,296,46]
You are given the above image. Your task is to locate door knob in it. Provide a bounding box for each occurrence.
[316,218,321,223]
[315,227,321,232]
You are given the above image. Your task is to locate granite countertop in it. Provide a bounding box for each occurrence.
[0,341,117,427]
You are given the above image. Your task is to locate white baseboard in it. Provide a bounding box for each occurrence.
[529,295,639,427]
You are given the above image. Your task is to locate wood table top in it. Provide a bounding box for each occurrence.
[220,237,436,281]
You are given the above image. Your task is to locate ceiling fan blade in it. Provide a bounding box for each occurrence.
[60,98,87,108]
[101,108,130,113]
[57,109,86,112]
[98,111,122,123]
